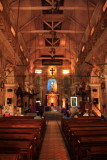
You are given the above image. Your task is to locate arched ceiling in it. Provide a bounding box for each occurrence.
[1,0,107,75]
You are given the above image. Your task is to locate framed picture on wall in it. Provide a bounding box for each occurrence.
[70,97,77,107]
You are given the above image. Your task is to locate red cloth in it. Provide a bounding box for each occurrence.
[5,113,10,117]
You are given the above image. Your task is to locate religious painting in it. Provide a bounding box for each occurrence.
[46,94,59,106]
[47,79,57,93]
[70,97,77,107]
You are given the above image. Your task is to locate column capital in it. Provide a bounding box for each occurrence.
[5,83,18,88]
[89,83,100,87]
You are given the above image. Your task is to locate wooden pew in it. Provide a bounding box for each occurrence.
[0,128,41,152]
[0,118,46,160]
[0,133,40,159]
[86,146,107,160]
[0,118,46,133]
[76,136,107,160]
[61,118,107,160]
[0,140,34,160]
[1,116,35,119]
[65,127,107,159]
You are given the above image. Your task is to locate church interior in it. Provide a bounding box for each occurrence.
[0,0,107,159]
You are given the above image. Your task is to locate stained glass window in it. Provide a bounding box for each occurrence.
[47,79,57,93]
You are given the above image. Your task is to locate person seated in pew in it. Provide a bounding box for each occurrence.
[83,109,89,116]
[34,112,42,119]
[72,108,82,117]
[63,110,72,119]
[88,110,95,116]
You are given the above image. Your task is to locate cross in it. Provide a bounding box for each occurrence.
[50,68,55,76]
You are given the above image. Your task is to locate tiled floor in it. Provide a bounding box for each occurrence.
[39,117,70,160]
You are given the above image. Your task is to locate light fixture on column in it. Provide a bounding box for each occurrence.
[35,69,42,74]
[62,70,70,75]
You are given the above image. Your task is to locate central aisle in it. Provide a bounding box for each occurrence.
[39,112,70,160]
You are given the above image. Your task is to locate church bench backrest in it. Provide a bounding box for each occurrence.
[75,136,107,160]
[1,116,35,119]
[0,124,42,128]
[0,133,36,140]
[61,118,107,160]
[0,140,34,160]
[0,128,40,133]
[86,146,107,160]
[72,130,107,137]
[0,119,46,127]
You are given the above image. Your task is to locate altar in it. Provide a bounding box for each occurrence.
[45,67,60,110]
[46,93,59,107]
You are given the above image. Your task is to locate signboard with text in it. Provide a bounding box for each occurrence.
[42,59,63,65]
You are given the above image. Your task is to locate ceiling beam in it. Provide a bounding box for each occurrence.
[54,20,64,29]
[45,38,52,46]
[21,30,84,34]
[27,46,68,49]
[19,16,38,32]
[45,0,52,6]
[37,57,71,60]
[53,39,60,46]
[40,18,52,29]
[9,0,18,6]
[88,0,96,7]
[12,6,94,11]
[68,16,86,29]
[26,35,37,44]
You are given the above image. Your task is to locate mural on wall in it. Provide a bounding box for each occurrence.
[47,79,57,93]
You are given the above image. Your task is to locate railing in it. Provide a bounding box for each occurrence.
[92,105,102,117]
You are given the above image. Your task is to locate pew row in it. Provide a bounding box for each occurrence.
[61,117,107,160]
[0,116,46,160]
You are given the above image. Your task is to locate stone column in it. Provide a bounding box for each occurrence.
[89,83,101,110]
[4,83,18,115]
[62,98,66,108]
[103,75,107,113]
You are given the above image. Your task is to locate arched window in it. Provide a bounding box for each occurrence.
[47,79,57,93]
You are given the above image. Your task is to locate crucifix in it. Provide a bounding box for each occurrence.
[50,68,55,76]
